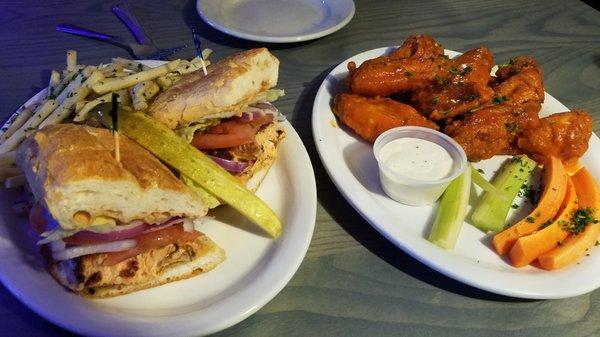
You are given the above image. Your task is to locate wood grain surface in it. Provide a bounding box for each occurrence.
[1,0,599,336]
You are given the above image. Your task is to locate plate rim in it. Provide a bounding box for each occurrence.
[0,61,317,336]
[195,0,355,43]
[311,46,600,299]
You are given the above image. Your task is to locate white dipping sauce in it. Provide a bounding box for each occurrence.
[378,137,453,181]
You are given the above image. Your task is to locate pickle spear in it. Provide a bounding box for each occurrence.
[180,174,221,209]
[118,111,282,237]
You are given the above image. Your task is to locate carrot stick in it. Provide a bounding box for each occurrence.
[508,177,577,267]
[493,156,568,254]
[538,168,600,270]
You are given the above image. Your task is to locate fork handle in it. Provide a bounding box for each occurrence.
[111,4,145,44]
[56,24,114,41]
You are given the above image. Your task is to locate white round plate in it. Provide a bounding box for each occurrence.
[0,61,317,336]
[312,47,600,299]
[196,0,355,43]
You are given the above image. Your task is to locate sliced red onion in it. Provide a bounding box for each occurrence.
[252,102,278,112]
[142,217,184,233]
[49,240,66,253]
[240,108,267,122]
[182,218,194,232]
[52,239,137,261]
[208,155,249,173]
[65,222,149,244]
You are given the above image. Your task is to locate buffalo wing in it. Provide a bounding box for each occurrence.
[333,93,438,143]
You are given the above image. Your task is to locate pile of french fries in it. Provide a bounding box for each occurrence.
[0,49,212,191]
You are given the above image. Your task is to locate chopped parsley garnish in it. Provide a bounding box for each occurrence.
[504,122,521,133]
[449,66,460,75]
[518,184,539,204]
[564,208,599,235]
[493,95,508,104]
[431,96,440,105]
[477,168,485,174]
[541,219,553,228]
[526,216,536,223]
[511,204,519,209]
[405,71,414,77]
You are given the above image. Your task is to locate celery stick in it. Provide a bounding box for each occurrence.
[470,164,507,197]
[428,168,471,250]
[471,155,536,233]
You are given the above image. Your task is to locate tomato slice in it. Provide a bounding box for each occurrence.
[191,114,273,150]
[29,203,47,235]
[102,224,201,266]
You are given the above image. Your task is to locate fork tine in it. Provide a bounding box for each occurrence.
[150,44,189,60]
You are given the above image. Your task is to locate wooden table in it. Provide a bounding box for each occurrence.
[1,0,599,336]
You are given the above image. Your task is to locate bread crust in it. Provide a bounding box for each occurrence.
[16,124,206,231]
[148,48,279,129]
[47,234,225,298]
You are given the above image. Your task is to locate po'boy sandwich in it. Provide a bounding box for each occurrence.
[148,48,285,193]
[17,124,225,298]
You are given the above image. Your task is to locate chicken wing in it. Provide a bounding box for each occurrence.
[516,110,592,163]
[493,56,544,105]
[347,56,450,97]
[390,34,445,59]
[411,47,495,121]
[445,102,541,161]
[333,93,439,143]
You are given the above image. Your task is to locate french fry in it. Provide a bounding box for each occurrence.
[0,103,38,143]
[75,99,88,112]
[55,66,94,105]
[92,60,181,94]
[53,65,84,98]
[173,60,209,75]
[74,92,111,122]
[156,75,173,90]
[143,81,160,100]
[112,57,151,72]
[4,174,26,188]
[66,50,77,72]
[0,100,57,154]
[115,88,132,106]
[100,62,125,77]
[40,70,105,127]
[131,80,153,111]
[47,70,61,98]
[0,150,16,167]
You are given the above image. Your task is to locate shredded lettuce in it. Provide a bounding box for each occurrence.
[176,119,220,143]
[250,89,285,104]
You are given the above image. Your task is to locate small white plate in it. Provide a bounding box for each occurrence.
[196,0,355,43]
[0,61,317,336]
[312,47,600,299]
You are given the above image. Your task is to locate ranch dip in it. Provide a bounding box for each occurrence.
[378,137,453,181]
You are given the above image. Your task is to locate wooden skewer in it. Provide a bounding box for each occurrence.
[114,131,121,164]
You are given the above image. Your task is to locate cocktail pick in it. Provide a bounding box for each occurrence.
[190,26,208,76]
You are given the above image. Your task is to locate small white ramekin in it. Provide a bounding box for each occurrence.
[373,126,467,206]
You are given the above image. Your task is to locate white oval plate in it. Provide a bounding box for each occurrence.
[312,47,600,299]
[0,61,317,336]
[196,0,355,43]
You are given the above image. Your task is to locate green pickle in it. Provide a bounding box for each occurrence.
[180,174,221,209]
[118,111,283,237]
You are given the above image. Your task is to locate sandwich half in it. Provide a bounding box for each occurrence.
[148,48,286,194]
[17,124,225,298]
